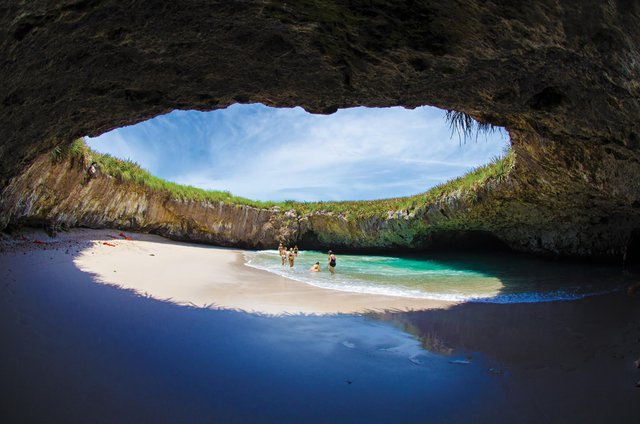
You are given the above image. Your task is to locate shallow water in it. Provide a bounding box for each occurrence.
[245,250,629,303]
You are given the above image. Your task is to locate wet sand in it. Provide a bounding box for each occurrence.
[70,228,453,314]
[1,228,640,423]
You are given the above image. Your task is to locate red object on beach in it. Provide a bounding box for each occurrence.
[102,242,116,247]
[33,240,46,245]
[119,232,132,240]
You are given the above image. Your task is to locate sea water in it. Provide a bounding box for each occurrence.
[244,250,629,303]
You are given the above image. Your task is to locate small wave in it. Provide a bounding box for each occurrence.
[469,288,621,304]
[244,258,477,301]
[243,251,622,304]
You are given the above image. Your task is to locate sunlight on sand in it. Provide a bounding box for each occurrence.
[72,229,454,315]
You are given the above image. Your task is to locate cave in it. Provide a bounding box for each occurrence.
[2,2,640,422]
[2,0,640,259]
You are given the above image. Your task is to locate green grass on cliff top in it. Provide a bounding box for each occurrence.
[54,139,514,218]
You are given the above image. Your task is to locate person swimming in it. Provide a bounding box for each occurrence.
[309,262,321,272]
[328,250,336,274]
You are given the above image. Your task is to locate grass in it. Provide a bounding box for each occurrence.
[54,138,515,219]
[445,110,498,144]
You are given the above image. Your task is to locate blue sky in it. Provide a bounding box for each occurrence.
[86,104,509,201]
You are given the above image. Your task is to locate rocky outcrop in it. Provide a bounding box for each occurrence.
[1,1,640,258]
[4,149,639,259]
[0,151,502,250]
[0,155,299,248]
[0,154,442,250]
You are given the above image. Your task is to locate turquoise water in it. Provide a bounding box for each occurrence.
[244,250,629,303]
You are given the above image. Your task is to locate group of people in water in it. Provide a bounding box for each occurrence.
[277,243,337,274]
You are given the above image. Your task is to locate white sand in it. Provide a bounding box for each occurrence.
[65,229,453,314]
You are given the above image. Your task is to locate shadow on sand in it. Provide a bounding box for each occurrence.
[1,235,640,423]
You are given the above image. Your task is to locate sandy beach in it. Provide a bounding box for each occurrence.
[2,228,640,423]
[69,228,453,315]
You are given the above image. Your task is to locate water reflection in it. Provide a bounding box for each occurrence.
[370,290,640,369]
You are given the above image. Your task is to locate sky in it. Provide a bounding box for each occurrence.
[86,104,509,202]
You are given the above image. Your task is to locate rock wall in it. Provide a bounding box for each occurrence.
[0,154,446,250]
[1,1,640,258]
[0,154,298,248]
[3,149,639,259]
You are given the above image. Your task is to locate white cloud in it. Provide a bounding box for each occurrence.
[87,105,509,201]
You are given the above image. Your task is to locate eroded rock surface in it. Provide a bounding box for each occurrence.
[1,1,639,258]
[3,150,639,259]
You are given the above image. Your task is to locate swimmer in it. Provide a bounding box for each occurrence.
[310,262,321,272]
[328,250,336,274]
[281,247,287,266]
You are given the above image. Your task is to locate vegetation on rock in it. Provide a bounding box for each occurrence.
[58,138,514,220]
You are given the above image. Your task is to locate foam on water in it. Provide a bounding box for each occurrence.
[244,250,627,303]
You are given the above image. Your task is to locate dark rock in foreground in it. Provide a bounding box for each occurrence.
[1,1,639,258]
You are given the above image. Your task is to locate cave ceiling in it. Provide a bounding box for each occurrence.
[1,0,640,256]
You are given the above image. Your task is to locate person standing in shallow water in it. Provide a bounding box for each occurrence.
[328,250,336,274]
[280,246,287,266]
[288,248,295,268]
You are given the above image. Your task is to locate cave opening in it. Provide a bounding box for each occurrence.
[85,103,509,203]
[3,3,640,421]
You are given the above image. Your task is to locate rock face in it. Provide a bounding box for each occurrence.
[0,151,507,251]
[0,155,299,248]
[1,1,639,258]
[3,150,639,259]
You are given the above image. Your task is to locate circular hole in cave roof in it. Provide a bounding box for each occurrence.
[86,104,509,202]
